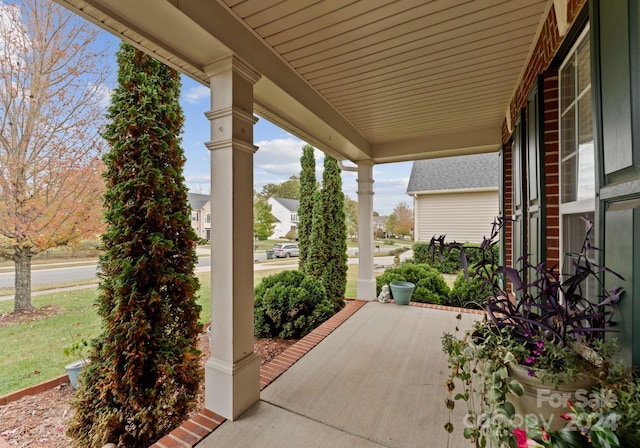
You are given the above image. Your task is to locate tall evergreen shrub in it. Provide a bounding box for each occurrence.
[68,43,202,447]
[308,156,347,309]
[298,145,316,274]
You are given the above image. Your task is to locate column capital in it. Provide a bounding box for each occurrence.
[357,162,375,196]
[204,55,261,85]
[205,138,258,154]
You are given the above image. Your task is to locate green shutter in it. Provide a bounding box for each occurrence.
[512,114,526,284]
[526,78,545,270]
[592,0,640,366]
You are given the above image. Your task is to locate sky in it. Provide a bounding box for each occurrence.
[66,9,415,216]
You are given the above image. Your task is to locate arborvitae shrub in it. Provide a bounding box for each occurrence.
[254,270,334,339]
[67,43,201,448]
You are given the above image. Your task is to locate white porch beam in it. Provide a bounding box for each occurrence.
[204,56,261,421]
[371,127,501,163]
[356,161,376,301]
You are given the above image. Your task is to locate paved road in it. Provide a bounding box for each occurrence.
[0,257,212,289]
[0,250,413,292]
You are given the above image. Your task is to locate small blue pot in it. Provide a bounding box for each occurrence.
[65,359,88,389]
[390,281,415,305]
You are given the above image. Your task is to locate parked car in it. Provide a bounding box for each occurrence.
[273,243,299,258]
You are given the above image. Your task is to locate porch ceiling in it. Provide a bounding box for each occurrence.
[56,0,551,164]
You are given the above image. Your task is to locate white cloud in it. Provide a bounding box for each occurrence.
[0,3,29,68]
[90,82,113,109]
[183,85,210,104]
[254,137,313,178]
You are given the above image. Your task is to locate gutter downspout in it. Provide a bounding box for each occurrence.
[338,160,358,172]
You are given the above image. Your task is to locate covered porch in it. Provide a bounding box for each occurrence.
[53,0,640,433]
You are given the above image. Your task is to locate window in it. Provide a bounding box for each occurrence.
[290,213,298,222]
[191,212,199,221]
[205,213,211,224]
[559,27,595,286]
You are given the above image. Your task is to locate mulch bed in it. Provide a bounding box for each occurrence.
[0,328,296,448]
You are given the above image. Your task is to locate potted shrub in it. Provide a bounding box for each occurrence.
[438,217,637,447]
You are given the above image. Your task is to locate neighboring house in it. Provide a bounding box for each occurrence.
[187,192,211,241]
[372,214,388,238]
[406,153,499,243]
[267,197,299,239]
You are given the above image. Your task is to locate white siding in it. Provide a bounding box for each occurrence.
[268,198,295,239]
[415,190,498,243]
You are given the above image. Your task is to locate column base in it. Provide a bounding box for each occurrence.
[205,352,260,420]
[357,278,377,301]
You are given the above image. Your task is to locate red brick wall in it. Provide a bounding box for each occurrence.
[501,0,585,269]
[503,142,513,271]
[543,70,560,268]
[504,0,587,134]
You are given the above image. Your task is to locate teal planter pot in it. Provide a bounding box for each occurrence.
[65,359,89,389]
[390,281,415,305]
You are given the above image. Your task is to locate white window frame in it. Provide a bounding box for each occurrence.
[559,25,595,277]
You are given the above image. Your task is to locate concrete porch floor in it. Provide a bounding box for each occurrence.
[197,301,480,448]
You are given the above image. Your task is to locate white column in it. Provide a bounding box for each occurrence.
[204,56,261,420]
[357,161,376,300]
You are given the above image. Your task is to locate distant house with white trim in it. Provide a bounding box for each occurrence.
[267,197,299,239]
[406,153,499,244]
[373,214,388,238]
[187,192,211,241]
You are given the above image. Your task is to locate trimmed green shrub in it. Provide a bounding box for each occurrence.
[376,263,450,305]
[413,270,451,305]
[449,269,493,310]
[390,246,410,256]
[412,242,430,264]
[254,270,335,339]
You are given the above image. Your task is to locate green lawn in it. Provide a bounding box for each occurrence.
[0,264,361,396]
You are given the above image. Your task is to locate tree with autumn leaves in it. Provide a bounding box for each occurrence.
[67,43,201,447]
[0,0,108,312]
[386,201,414,238]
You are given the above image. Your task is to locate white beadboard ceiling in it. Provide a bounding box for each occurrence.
[56,0,552,164]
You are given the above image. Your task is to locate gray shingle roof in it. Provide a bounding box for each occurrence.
[187,192,210,210]
[406,153,499,194]
[272,197,300,212]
